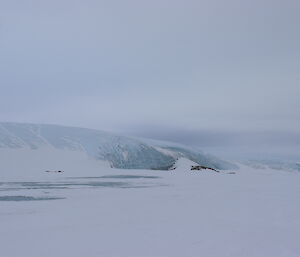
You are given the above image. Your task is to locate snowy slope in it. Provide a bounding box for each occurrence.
[0,122,235,170]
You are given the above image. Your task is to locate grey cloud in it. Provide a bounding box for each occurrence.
[0,0,299,151]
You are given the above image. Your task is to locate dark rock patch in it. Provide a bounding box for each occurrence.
[191,165,219,172]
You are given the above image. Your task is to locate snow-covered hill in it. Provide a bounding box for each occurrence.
[0,122,235,170]
[1,123,300,257]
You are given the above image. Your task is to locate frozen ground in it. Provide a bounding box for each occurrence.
[1,152,300,257]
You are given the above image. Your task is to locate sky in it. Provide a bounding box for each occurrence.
[0,0,299,157]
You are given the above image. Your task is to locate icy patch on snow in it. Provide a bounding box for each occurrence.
[0,196,64,201]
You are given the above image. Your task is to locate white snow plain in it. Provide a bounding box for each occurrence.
[1,150,300,257]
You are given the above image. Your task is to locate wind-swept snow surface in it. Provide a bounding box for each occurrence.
[0,159,300,257]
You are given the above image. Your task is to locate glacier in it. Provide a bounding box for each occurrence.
[0,122,235,170]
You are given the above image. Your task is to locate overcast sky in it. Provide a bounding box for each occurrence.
[0,0,299,155]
